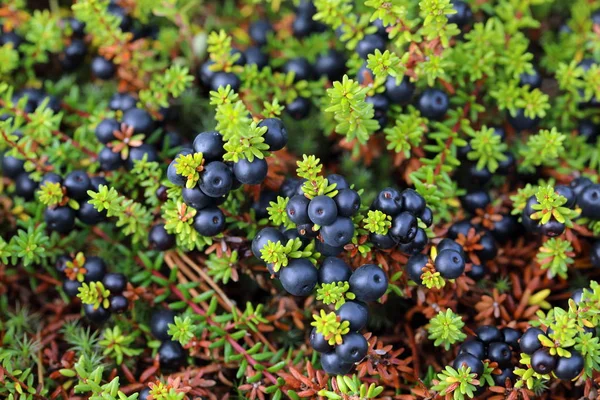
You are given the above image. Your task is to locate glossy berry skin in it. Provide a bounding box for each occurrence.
[447,0,473,28]
[210,72,241,92]
[109,295,129,313]
[109,92,137,112]
[389,212,418,244]
[519,327,545,355]
[318,257,352,284]
[554,185,576,208]
[150,309,176,341]
[45,206,76,234]
[370,232,396,250]
[570,177,593,198]
[459,339,486,360]
[287,96,311,120]
[182,186,213,211]
[310,327,333,353]
[83,256,107,282]
[334,189,361,217]
[434,249,465,279]
[283,57,313,82]
[320,352,354,375]
[2,155,25,178]
[127,144,159,169]
[447,220,475,239]
[437,238,465,258]
[192,131,225,162]
[316,241,344,257]
[501,327,522,350]
[336,332,368,363]
[385,76,415,105]
[95,119,119,144]
[158,341,186,371]
[123,108,154,134]
[167,148,193,187]
[476,325,504,344]
[320,217,354,247]
[315,50,346,82]
[279,258,318,296]
[356,34,386,59]
[233,157,268,185]
[252,227,285,259]
[287,195,311,225]
[102,273,127,294]
[349,264,388,302]
[149,224,176,251]
[490,214,520,244]
[62,39,87,70]
[372,188,403,216]
[99,147,122,171]
[308,195,338,226]
[398,228,428,254]
[476,233,497,262]
[64,170,91,200]
[63,279,82,297]
[249,19,273,46]
[577,184,600,219]
[418,89,449,120]
[460,190,490,214]
[488,342,513,368]
[77,201,106,225]
[493,368,516,387]
[466,264,486,280]
[419,207,433,227]
[531,348,557,374]
[453,353,483,377]
[83,304,111,325]
[540,219,566,237]
[401,189,426,216]
[280,178,302,198]
[258,118,288,151]
[245,46,269,68]
[554,351,584,380]
[199,162,233,198]
[406,254,428,284]
[91,56,115,80]
[337,301,369,331]
[15,173,37,200]
[297,223,319,238]
[193,207,225,236]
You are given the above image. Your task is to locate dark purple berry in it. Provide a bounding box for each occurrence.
[335,332,368,363]
[279,258,318,296]
[318,257,352,284]
[348,264,388,302]
[193,207,225,236]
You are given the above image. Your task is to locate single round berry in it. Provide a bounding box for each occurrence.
[334,189,361,217]
[570,177,593,198]
[102,273,127,294]
[460,190,490,214]
[14,173,37,200]
[476,325,504,344]
[493,368,516,387]
[109,92,137,112]
[405,253,428,284]
[286,97,311,120]
[64,170,91,200]
[233,157,268,185]
[45,206,76,233]
[167,148,193,186]
[150,309,176,341]
[193,207,225,236]
[99,147,123,171]
[370,232,396,250]
[258,118,288,151]
[488,342,513,368]
[109,295,129,313]
[318,257,352,284]
[476,233,497,262]
[127,144,159,169]
[540,219,566,237]
[320,351,353,375]
[419,207,433,227]
[95,119,119,144]
[466,264,486,280]
[436,238,466,259]
[182,186,213,211]
[531,348,557,374]
[385,75,415,105]
[252,227,285,259]
[77,201,106,225]
[91,56,115,80]
[349,264,388,302]
[158,341,186,371]
[41,172,62,186]
[459,339,486,360]
[210,72,241,92]
[149,224,176,251]
[279,258,318,296]
[453,352,483,377]
[63,279,82,297]
[310,327,333,353]
[2,155,25,178]
[337,301,369,331]
[418,89,449,120]
[447,220,475,239]
[389,211,418,244]
[315,49,346,82]
[249,19,273,46]
[434,249,465,279]
[122,108,154,134]
[554,185,576,208]
[490,214,520,244]
[199,161,233,198]
[335,332,368,363]
[316,241,345,257]
[320,217,354,247]
[447,0,473,28]
[286,195,311,225]
[282,57,314,82]
[356,34,386,59]
[519,67,542,89]
[297,223,319,238]
[308,195,338,226]
[245,46,269,69]
[192,131,225,162]
[578,183,600,219]
[83,256,107,282]
[519,327,545,355]
[83,304,111,325]
[62,39,87,70]
[401,189,426,216]
[372,188,403,216]
[501,327,522,350]
[554,351,584,380]
[398,228,428,255]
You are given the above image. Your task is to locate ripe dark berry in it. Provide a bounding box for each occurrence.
[107,3,132,31]
[453,352,483,376]
[398,228,428,254]
[591,241,600,268]
[61,39,87,70]
[370,232,396,250]
[418,89,449,120]
[210,72,241,92]
[286,96,311,120]
[280,178,302,198]
[519,67,542,89]
[308,195,338,226]
[63,279,82,297]
[554,351,584,380]
[540,219,565,237]
[434,249,465,279]
[64,170,91,200]
[167,148,193,186]
[570,177,593,198]
[476,233,497,262]
[320,217,354,247]
[349,264,388,302]
[578,120,599,144]
[193,207,225,236]
[508,108,538,131]
[297,223,319,238]
[287,195,311,225]
[310,328,333,353]
[245,46,269,69]
[501,327,521,350]
[199,161,233,197]
[488,342,513,368]
[496,151,515,174]
[447,0,473,28]
[258,118,288,151]
[2,155,25,178]
[519,327,545,355]
[77,201,106,225]
[55,255,71,276]
[283,57,314,82]
[150,309,176,341]
[372,187,403,215]
[182,186,213,210]
[459,339,486,360]
[336,332,368,363]
[91,56,115,80]
[279,258,318,296]
[577,183,600,219]
[356,34,386,59]
[102,273,127,294]
[252,227,285,259]
[249,19,273,46]
[419,207,433,227]
[127,144,159,169]
[334,189,361,217]
[83,304,111,325]
[158,341,186,370]
[490,214,520,244]
[554,185,576,208]
[405,253,428,284]
[149,224,176,251]
[316,241,344,257]
[385,76,415,105]
[122,108,154,134]
[99,147,123,171]
[199,60,216,87]
[83,256,107,282]
[366,94,390,127]
[292,13,314,38]
[14,173,37,200]
[45,206,76,233]
[320,351,353,375]
[66,17,86,37]
[232,157,268,185]
[476,325,504,344]
[401,189,426,216]
[493,368,516,387]
[466,264,486,280]
[109,92,137,112]
[460,190,490,214]
[337,301,369,331]
[315,49,346,82]
[109,295,129,313]
[389,211,418,244]
[318,257,352,284]
[447,220,475,239]
[531,348,557,374]
[192,131,225,162]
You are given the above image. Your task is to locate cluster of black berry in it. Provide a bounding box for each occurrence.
[148,309,187,372]
[454,326,520,389]
[59,18,87,71]
[369,188,431,253]
[406,238,467,284]
[57,253,128,324]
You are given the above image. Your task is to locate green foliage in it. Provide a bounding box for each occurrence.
[319,375,384,399]
[536,238,574,279]
[520,128,567,172]
[311,309,350,346]
[99,326,143,365]
[427,309,466,350]
[174,153,205,189]
[466,126,508,173]
[206,251,239,284]
[362,210,392,235]
[168,316,195,346]
[260,238,318,272]
[267,196,294,228]
[316,282,356,309]
[530,185,579,226]
[431,365,478,400]
[77,282,111,310]
[297,155,339,199]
